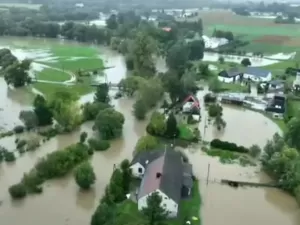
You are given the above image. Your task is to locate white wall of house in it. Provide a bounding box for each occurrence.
[243,72,272,82]
[218,76,236,83]
[138,190,178,218]
[130,163,145,178]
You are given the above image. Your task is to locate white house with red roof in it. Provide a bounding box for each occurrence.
[130,149,193,218]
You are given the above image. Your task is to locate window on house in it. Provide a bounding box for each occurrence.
[163,203,166,207]
[164,197,168,200]
[138,167,142,173]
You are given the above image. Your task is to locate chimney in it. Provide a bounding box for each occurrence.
[156,172,162,178]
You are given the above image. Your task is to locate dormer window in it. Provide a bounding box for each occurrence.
[138,167,143,173]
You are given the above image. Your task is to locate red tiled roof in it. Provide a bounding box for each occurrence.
[138,155,165,198]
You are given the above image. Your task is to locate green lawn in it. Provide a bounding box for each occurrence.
[207,24,300,37]
[117,181,202,225]
[206,148,255,166]
[50,45,99,58]
[42,58,104,72]
[35,68,71,82]
[32,82,94,98]
[0,3,41,10]
[178,124,195,141]
[221,82,248,93]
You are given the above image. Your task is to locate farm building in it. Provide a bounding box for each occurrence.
[218,68,243,83]
[202,35,229,49]
[260,80,285,92]
[130,149,194,218]
[220,93,245,106]
[293,70,300,91]
[243,67,272,82]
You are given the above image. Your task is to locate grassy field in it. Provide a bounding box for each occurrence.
[43,58,103,72]
[191,10,300,55]
[206,148,255,166]
[32,79,94,98]
[35,68,71,82]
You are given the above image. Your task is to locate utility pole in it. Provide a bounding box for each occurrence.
[203,114,207,142]
[206,163,210,186]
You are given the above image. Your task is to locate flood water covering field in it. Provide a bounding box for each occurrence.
[0,37,299,225]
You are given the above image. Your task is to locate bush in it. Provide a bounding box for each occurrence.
[0,130,14,138]
[38,127,59,138]
[80,132,88,143]
[88,138,110,151]
[135,135,159,154]
[26,137,40,151]
[210,139,248,153]
[249,145,261,158]
[14,125,25,134]
[4,151,16,162]
[16,140,27,149]
[74,162,96,189]
[9,183,27,199]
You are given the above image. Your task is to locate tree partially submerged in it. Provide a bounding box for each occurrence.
[74,162,96,189]
[94,108,125,140]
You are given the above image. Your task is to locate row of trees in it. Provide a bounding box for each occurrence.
[9,143,91,198]
[212,29,234,41]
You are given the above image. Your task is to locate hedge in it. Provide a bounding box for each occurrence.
[210,139,249,153]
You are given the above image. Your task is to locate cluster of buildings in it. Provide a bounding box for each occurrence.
[218,67,272,83]
[130,149,194,218]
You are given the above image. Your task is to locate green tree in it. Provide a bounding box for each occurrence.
[209,77,222,93]
[218,56,225,64]
[120,159,132,194]
[165,113,179,138]
[208,104,223,117]
[19,110,38,130]
[94,108,125,140]
[131,32,157,77]
[82,102,111,121]
[91,203,115,225]
[80,132,88,144]
[166,42,189,75]
[118,76,143,96]
[142,192,169,225]
[94,84,110,103]
[241,58,251,67]
[109,168,126,202]
[188,40,204,61]
[8,183,27,199]
[285,116,300,149]
[106,14,118,29]
[4,59,31,87]
[213,115,226,130]
[139,78,164,108]
[49,90,82,131]
[135,135,159,153]
[33,95,53,126]
[147,112,166,136]
[74,162,96,189]
[133,98,147,120]
[249,144,262,158]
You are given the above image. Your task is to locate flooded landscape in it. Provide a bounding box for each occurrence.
[0,37,300,225]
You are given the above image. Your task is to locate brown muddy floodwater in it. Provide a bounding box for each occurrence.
[0,38,300,225]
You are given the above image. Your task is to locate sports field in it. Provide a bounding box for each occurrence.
[0,37,104,97]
